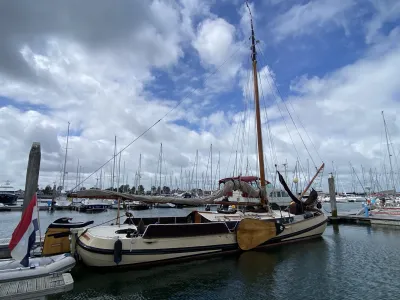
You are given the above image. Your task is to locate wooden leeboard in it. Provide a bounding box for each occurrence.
[236,218,277,251]
[0,273,74,300]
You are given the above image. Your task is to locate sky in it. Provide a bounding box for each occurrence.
[0,0,400,194]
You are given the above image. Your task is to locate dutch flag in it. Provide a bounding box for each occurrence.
[8,193,40,267]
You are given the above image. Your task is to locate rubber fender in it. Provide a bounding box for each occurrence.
[114,239,123,265]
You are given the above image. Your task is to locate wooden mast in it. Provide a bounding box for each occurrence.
[247,2,267,206]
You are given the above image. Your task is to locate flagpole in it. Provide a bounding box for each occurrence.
[36,192,42,249]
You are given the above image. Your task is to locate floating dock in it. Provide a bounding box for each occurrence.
[328,214,400,226]
[0,273,73,300]
[0,206,49,212]
[0,236,41,259]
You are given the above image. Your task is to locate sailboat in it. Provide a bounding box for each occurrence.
[73,4,327,268]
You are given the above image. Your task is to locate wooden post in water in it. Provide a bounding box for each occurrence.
[116,197,121,226]
[51,184,56,211]
[23,142,41,214]
[328,174,337,218]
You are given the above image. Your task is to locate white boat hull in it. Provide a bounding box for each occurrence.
[76,214,327,267]
[0,253,76,282]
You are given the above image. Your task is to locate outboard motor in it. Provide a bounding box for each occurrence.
[42,218,94,256]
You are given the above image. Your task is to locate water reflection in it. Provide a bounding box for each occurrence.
[237,250,279,281]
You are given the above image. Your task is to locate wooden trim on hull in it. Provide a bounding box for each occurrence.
[76,217,327,267]
[77,239,237,255]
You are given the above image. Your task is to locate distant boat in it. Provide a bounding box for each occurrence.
[127,201,149,211]
[76,199,111,213]
[0,181,18,205]
[54,196,72,210]
[154,202,176,208]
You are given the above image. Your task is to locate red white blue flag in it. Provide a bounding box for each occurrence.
[8,193,39,267]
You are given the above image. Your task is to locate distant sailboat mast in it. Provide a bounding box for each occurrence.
[382,111,395,193]
[62,121,70,191]
[112,135,117,190]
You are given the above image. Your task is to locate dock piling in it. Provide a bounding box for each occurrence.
[23,142,41,214]
[328,175,337,218]
[51,184,56,211]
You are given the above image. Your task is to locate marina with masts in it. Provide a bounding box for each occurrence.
[1,1,400,299]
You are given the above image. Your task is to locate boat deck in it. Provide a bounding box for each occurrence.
[0,273,73,300]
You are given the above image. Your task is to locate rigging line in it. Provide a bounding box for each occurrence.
[235,102,245,175]
[240,61,252,175]
[238,74,250,175]
[386,120,400,185]
[257,67,308,183]
[71,41,246,191]
[349,162,367,196]
[258,68,279,171]
[224,55,252,178]
[205,146,211,189]
[257,67,277,178]
[256,45,319,168]
[243,57,253,176]
[224,111,242,178]
[259,65,317,173]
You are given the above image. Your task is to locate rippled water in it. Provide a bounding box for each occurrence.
[48,225,400,300]
[2,203,399,300]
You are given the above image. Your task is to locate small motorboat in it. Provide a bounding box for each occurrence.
[128,201,150,210]
[2,193,95,283]
[154,202,176,208]
[0,253,76,283]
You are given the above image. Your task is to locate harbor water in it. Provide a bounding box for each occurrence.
[1,203,400,300]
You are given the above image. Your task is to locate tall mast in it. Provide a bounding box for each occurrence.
[112,135,117,190]
[180,166,183,191]
[382,111,395,193]
[117,152,122,191]
[218,151,221,185]
[99,168,103,190]
[62,121,70,191]
[75,159,79,192]
[361,165,365,191]
[196,150,198,192]
[210,144,213,191]
[122,161,126,192]
[137,154,142,193]
[160,143,162,193]
[247,2,267,205]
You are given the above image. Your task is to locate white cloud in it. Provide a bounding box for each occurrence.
[192,17,246,94]
[271,0,355,41]
[365,0,400,44]
[193,18,238,68]
[1,0,400,195]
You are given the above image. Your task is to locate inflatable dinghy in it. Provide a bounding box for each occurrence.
[0,253,76,282]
